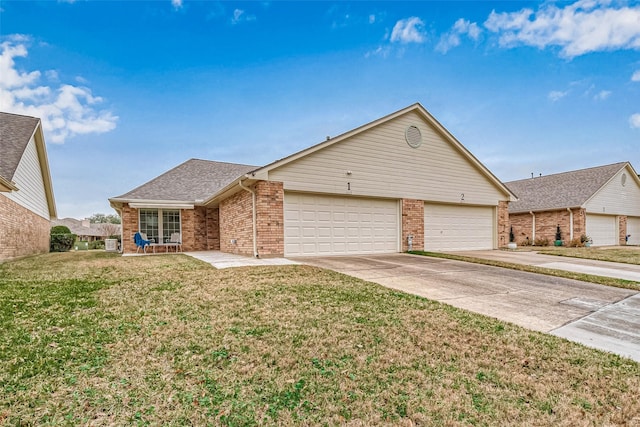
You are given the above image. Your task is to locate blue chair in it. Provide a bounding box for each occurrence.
[134,232,150,253]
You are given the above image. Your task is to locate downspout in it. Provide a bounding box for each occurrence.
[529,211,536,242]
[239,179,258,258]
[567,208,574,241]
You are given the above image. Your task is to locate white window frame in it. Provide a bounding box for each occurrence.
[139,209,181,244]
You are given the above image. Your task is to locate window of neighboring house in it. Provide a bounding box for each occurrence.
[139,209,181,243]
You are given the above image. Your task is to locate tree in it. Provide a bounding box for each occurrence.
[99,223,121,238]
[88,213,121,224]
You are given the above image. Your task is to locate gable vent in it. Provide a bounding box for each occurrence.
[405,125,422,148]
[621,173,627,186]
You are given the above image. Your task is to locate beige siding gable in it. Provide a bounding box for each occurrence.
[584,166,640,216]
[268,110,506,205]
[5,135,51,220]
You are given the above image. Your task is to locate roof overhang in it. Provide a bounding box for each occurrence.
[0,176,18,192]
[109,198,195,211]
[33,121,57,219]
[202,176,259,207]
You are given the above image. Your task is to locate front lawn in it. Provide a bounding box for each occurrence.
[1,252,638,425]
[538,247,640,265]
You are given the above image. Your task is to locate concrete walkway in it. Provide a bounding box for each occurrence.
[185,251,300,269]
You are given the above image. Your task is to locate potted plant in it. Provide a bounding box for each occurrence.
[507,226,517,249]
[554,225,563,246]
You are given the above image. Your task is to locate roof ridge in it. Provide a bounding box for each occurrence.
[505,161,627,184]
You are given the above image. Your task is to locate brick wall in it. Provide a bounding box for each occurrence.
[401,199,424,251]
[619,215,627,245]
[0,193,50,261]
[121,204,139,254]
[255,181,284,257]
[497,201,510,248]
[206,208,220,250]
[509,208,586,245]
[220,188,254,255]
[219,181,285,257]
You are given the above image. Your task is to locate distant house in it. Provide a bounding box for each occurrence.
[506,162,640,246]
[52,218,122,241]
[0,112,57,261]
[110,103,516,256]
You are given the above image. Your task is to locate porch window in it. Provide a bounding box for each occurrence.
[139,209,181,243]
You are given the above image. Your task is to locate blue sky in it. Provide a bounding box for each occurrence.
[1,0,639,219]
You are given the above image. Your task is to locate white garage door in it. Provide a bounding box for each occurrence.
[424,204,494,251]
[586,214,617,246]
[284,193,398,256]
[627,217,640,246]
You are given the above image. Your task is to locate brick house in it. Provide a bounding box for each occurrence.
[0,112,57,261]
[109,103,515,256]
[505,162,640,246]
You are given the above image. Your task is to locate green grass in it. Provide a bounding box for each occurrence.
[1,252,639,425]
[408,250,640,291]
[537,247,640,265]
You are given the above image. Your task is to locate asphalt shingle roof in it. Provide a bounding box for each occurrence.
[505,162,628,213]
[0,112,40,182]
[113,159,258,202]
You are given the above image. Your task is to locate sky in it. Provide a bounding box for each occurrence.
[1,0,639,219]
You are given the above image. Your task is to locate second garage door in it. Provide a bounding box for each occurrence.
[627,217,640,246]
[586,214,617,246]
[424,204,495,251]
[284,193,399,256]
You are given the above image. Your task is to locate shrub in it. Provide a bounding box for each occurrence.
[89,240,105,250]
[566,238,584,248]
[533,237,549,246]
[50,225,76,252]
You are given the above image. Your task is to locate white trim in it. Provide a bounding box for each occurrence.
[129,202,194,209]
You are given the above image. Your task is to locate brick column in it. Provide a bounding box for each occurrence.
[121,204,139,254]
[401,199,424,252]
[619,215,628,245]
[497,201,509,248]
[255,181,284,257]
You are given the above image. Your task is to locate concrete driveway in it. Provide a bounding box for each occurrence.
[299,253,640,361]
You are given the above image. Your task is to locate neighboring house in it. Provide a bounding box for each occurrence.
[109,103,516,256]
[0,112,57,261]
[52,218,122,241]
[506,162,640,246]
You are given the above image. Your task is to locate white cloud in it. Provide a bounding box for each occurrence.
[365,45,391,59]
[390,17,426,44]
[0,38,117,144]
[548,90,569,101]
[171,0,183,10]
[232,9,256,25]
[630,113,640,128]
[594,90,611,100]
[632,70,640,81]
[369,14,376,24]
[436,18,481,53]
[484,0,640,58]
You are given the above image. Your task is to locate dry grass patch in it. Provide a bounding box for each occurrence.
[538,247,640,265]
[1,252,639,425]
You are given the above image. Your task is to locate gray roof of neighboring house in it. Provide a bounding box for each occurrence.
[505,162,628,213]
[52,218,122,237]
[0,112,40,181]
[112,158,258,202]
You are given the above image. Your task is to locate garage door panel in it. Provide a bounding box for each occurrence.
[586,214,617,246]
[425,204,494,251]
[628,218,640,246]
[285,193,398,256]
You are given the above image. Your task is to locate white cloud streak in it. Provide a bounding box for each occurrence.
[390,17,426,44]
[594,90,611,100]
[630,113,640,128]
[0,38,117,144]
[484,0,640,58]
[632,70,640,81]
[436,18,481,53]
[232,9,256,25]
[171,0,183,10]
[548,90,569,101]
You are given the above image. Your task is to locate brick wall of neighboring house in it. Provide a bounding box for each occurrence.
[220,188,254,255]
[401,199,424,252]
[619,215,627,245]
[255,181,284,257]
[497,201,510,248]
[0,193,50,261]
[509,208,586,246]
